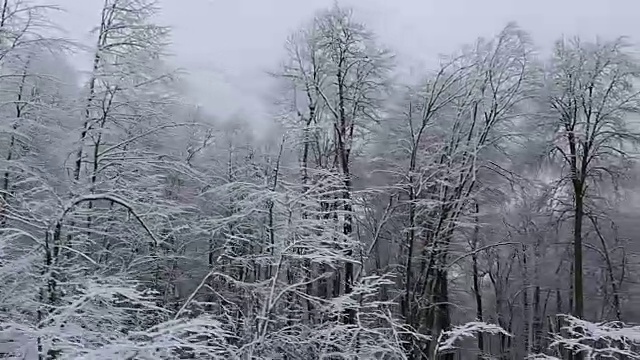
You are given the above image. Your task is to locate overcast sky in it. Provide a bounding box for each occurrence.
[52,0,636,127]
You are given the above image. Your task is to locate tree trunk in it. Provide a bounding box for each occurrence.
[572,181,584,360]
[1,59,29,227]
[435,267,453,360]
[471,202,484,358]
[522,244,531,355]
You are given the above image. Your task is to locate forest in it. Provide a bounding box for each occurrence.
[0,0,639,359]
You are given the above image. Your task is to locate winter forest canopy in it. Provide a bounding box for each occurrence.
[1,0,640,359]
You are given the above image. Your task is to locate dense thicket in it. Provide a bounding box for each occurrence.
[0,1,639,359]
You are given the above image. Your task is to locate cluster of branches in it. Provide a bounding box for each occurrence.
[0,1,639,360]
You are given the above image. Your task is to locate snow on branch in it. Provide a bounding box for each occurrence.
[435,322,511,356]
[546,315,640,359]
[58,193,164,247]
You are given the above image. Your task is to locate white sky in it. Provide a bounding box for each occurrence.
[51,0,637,127]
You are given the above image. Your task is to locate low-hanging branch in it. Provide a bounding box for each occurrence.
[53,193,164,248]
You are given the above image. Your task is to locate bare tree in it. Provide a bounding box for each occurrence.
[382,23,535,359]
[279,3,393,324]
[542,37,640,350]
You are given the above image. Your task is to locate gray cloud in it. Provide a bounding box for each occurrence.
[52,0,639,126]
